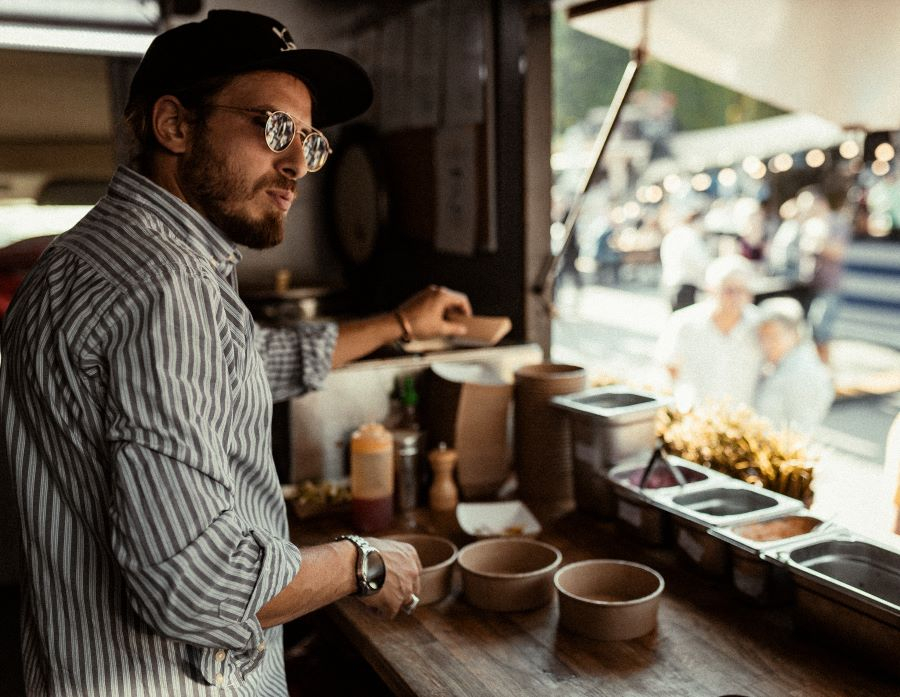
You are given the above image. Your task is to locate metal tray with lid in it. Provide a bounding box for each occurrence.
[607,452,730,545]
[761,531,900,673]
[707,511,837,604]
[651,480,805,575]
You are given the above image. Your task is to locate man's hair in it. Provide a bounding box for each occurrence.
[123,73,236,174]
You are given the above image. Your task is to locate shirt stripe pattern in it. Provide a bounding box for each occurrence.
[1,167,336,696]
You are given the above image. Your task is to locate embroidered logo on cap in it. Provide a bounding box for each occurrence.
[272,26,297,51]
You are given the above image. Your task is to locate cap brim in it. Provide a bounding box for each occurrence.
[250,49,373,128]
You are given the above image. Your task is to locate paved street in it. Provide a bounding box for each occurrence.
[549,277,900,546]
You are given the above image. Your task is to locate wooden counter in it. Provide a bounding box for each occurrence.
[290,505,897,697]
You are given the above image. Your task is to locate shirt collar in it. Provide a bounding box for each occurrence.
[107,166,243,278]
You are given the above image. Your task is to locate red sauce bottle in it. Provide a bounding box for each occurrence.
[350,423,394,533]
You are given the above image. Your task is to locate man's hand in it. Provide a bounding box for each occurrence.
[396,285,472,341]
[358,538,422,619]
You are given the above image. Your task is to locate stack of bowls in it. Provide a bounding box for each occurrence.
[514,363,587,503]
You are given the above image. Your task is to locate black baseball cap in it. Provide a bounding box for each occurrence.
[127,10,373,128]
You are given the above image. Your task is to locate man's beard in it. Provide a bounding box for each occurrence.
[179,126,293,249]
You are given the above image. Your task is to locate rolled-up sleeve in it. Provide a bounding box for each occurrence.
[254,321,337,402]
[101,267,301,687]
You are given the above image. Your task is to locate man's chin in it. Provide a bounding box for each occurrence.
[218,213,285,249]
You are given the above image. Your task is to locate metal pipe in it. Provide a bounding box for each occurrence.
[532,38,647,315]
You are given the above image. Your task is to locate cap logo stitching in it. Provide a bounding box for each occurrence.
[272,26,297,51]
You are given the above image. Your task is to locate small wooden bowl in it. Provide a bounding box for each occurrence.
[555,559,664,640]
[458,538,562,612]
[387,534,458,605]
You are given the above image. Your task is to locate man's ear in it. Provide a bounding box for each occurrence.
[151,95,192,155]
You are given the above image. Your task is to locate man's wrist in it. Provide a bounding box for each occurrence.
[393,310,413,343]
[335,534,386,596]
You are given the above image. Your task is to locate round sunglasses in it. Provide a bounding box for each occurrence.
[207,105,332,172]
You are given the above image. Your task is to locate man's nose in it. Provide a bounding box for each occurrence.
[277,139,308,180]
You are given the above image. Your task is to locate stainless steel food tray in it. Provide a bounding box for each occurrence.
[707,511,836,556]
[652,481,805,529]
[551,386,671,425]
[762,532,900,625]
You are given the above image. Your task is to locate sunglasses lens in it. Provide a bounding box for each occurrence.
[303,132,330,172]
[265,111,294,152]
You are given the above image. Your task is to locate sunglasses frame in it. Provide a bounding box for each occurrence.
[205,104,332,172]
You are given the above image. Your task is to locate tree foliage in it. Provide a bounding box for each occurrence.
[552,11,783,137]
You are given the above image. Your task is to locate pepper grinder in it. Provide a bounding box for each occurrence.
[428,442,458,512]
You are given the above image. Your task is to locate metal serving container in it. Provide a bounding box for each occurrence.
[708,512,834,604]
[551,387,671,517]
[653,482,805,576]
[608,453,728,545]
[761,532,900,675]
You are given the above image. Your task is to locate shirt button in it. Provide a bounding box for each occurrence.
[215,649,226,662]
[214,673,224,686]
[257,640,266,652]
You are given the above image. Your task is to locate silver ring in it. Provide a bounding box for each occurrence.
[401,593,420,615]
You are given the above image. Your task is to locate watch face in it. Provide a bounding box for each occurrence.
[364,548,386,592]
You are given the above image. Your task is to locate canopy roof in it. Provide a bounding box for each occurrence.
[566,0,900,132]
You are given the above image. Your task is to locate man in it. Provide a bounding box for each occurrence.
[1,10,469,696]
[754,297,834,433]
[655,254,763,409]
[658,197,710,311]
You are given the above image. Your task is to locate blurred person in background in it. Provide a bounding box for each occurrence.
[659,197,710,311]
[799,185,853,363]
[655,254,762,409]
[754,297,834,433]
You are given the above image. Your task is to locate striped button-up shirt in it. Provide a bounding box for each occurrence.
[1,167,338,695]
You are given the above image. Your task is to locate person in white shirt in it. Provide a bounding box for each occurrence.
[659,199,711,311]
[754,297,834,433]
[656,254,762,409]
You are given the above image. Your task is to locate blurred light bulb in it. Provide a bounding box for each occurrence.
[646,185,663,203]
[691,173,712,191]
[717,168,738,187]
[874,143,895,162]
[872,160,890,176]
[805,149,826,168]
[623,201,641,219]
[839,140,860,159]
[773,153,793,172]
[663,174,682,193]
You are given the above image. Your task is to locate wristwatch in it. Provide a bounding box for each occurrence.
[336,534,386,596]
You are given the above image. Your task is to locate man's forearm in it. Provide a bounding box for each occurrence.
[332,313,402,368]
[257,540,357,628]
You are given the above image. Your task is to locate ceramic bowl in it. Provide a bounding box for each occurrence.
[387,533,458,605]
[554,559,664,640]
[457,538,562,612]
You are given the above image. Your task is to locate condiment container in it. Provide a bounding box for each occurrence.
[393,429,420,527]
[708,511,830,605]
[350,422,394,533]
[428,443,458,512]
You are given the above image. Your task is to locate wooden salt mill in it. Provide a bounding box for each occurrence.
[428,442,458,512]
